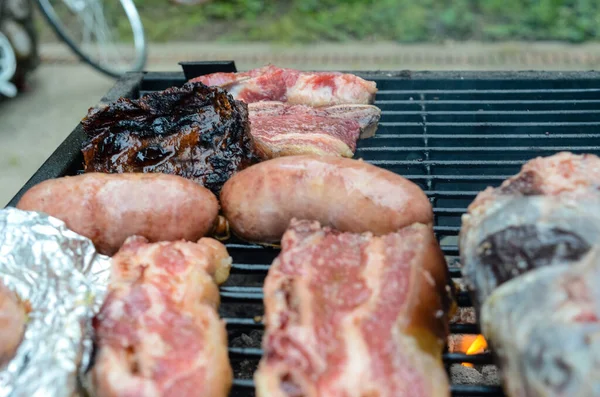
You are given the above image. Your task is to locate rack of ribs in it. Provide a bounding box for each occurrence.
[190,65,378,106]
[248,101,381,158]
[255,219,452,397]
[81,81,257,195]
[90,236,233,397]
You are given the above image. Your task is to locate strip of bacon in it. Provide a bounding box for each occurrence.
[91,236,233,397]
[191,65,377,106]
[248,101,380,159]
[255,220,452,397]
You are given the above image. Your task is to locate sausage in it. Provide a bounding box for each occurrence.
[0,281,27,367]
[220,155,432,243]
[16,173,219,255]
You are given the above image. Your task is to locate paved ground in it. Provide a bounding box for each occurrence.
[0,64,114,206]
[2,41,600,206]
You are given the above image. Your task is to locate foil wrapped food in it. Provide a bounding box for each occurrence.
[0,207,112,397]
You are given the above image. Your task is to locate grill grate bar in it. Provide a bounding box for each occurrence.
[369,159,525,165]
[375,99,600,104]
[225,318,479,334]
[379,121,600,126]
[229,262,464,275]
[376,88,600,94]
[221,288,472,306]
[232,381,505,396]
[381,109,600,115]
[450,385,505,396]
[372,134,600,139]
[228,347,493,365]
[359,146,600,152]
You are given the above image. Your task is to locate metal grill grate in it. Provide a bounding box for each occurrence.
[10,68,600,397]
[215,74,600,397]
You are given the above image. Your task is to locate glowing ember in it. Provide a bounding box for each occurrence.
[462,335,488,368]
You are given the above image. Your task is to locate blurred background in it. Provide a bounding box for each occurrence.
[2,0,600,205]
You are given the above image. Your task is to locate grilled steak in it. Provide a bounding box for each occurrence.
[91,236,232,397]
[255,220,451,397]
[249,101,380,159]
[460,152,600,310]
[191,65,377,106]
[481,248,600,397]
[81,82,256,195]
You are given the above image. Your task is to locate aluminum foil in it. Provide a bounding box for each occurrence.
[0,207,112,397]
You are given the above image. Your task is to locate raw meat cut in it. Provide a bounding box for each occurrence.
[255,219,452,397]
[190,65,377,106]
[460,152,600,310]
[81,81,257,195]
[481,247,600,397]
[248,101,381,159]
[91,236,233,397]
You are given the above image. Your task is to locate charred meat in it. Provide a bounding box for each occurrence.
[255,219,451,397]
[81,82,257,195]
[460,152,600,310]
[91,236,232,397]
[249,101,380,159]
[190,65,378,106]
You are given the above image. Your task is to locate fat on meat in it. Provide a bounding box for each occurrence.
[481,247,600,397]
[248,101,381,159]
[255,219,452,397]
[91,236,233,397]
[460,152,600,311]
[190,65,377,106]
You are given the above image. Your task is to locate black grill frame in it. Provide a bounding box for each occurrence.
[9,64,600,397]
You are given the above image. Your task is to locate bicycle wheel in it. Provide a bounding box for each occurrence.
[0,31,18,97]
[37,0,147,78]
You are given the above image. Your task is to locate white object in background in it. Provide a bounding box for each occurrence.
[0,31,17,98]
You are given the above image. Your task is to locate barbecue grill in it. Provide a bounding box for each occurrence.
[9,62,600,397]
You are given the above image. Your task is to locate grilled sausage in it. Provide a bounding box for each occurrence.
[16,173,219,255]
[220,155,432,243]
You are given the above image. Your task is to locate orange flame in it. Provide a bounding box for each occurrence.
[462,335,487,368]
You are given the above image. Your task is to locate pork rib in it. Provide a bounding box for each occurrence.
[190,65,377,106]
[255,220,451,397]
[81,81,256,195]
[248,101,380,159]
[460,152,600,310]
[481,247,600,397]
[91,236,233,397]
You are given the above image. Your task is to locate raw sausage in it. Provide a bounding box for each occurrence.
[0,281,26,367]
[220,155,432,243]
[16,173,219,255]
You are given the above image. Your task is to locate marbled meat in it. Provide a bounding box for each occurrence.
[460,152,600,311]
[91,236,233,397]
[190,65,377,106]
[255,219,452,397]
[81,81,256,195]
[481,247,600,397]
[249,101,380,158]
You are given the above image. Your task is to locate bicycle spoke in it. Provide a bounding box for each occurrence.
[38,0,147,76]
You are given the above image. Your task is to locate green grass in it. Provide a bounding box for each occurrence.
[117,0,600,43]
